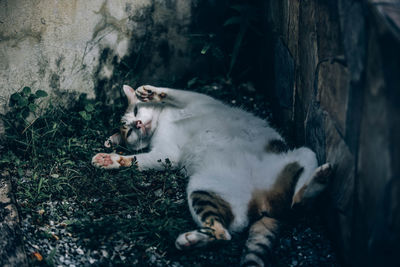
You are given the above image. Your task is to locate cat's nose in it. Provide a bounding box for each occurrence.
[135,120,143,128]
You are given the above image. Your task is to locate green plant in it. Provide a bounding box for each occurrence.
[0,85,254,266]
[189,1,265,87]
[223,4,263,77]
[0,83,338,266]
[79,103,95,121]
[9,86,48,122]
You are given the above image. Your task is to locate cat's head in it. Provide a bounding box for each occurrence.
[112,85,161,150]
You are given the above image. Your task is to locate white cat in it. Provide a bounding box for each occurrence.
[92,85,331,267]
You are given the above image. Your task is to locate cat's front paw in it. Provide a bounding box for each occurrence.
[91,153,132,169]
[135,85,167,103]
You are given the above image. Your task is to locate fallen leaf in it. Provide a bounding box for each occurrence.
[52,233,60,240]
[32,252,43,261]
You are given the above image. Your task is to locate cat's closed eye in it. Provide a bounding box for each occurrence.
[134,106,138,116]
[127,128,133,137]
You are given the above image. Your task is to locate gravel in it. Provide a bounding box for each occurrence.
[13,82,341,266]
[18,190,340,266]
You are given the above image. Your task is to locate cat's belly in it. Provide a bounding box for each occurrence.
[184,149,317,232]
[185,153,287,232]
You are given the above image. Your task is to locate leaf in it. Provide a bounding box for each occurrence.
[63,160,75,166]
[79,111,91,121]
[230,4,249,13]
[33,252,43,261]
[187,77,198,88]
[223,16,242,27]
[79,110,86,117]
[201,43,211,55]
[22,86,31,95]
[22,109,30,119]
[28,103,37,112]
[35,90,48,98]
[37,177,44,194]
[228,23,247,77]
[11,92,21,101]
[17,168,24,177]
[229,4,259,21]
[9,93,21,107]
[16,112,23,120]
[18,97,28,107]
[84,103,95,112]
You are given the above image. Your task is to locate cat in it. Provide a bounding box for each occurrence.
[92,85,332,267]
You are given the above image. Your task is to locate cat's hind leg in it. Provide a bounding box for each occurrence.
[175,190,233,250]
[240,162,304,266]
[291,163,333,207]
[240,215,279,267]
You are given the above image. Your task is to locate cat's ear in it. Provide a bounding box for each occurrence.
[123,85,137,105]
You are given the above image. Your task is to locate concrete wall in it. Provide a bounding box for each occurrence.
[266,0,400,266]
[0,0,197,114]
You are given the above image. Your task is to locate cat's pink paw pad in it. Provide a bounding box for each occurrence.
[92,153,112,167]
[92,153,131,169]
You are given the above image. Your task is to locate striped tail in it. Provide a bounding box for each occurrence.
[240,216,279,267]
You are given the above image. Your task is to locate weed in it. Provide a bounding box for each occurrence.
[1,84,338,266]
[8,87,48,122]
[1,85,249,266]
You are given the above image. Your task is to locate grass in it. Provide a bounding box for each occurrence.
[0,83,265,266]
[0,83,339,266]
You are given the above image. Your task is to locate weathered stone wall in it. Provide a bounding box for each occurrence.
[0,0,199,114]
[266,0,400,266]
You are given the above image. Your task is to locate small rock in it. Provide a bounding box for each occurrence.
[76,248,84,255]
[149,255,157,263]
[154,189,163,197]
[101,250,109,258]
